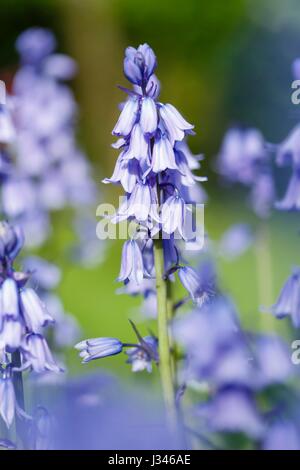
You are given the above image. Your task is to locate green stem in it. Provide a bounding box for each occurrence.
[153,238,177,424]
[255,221,276,331]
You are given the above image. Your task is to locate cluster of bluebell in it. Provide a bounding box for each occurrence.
[1,28,97,249]
[0,221,61,432]
[174,289,300,449]
[76,44,209,376]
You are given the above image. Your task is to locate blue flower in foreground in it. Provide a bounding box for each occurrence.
[271,269,300,327]
[75,338,123,363]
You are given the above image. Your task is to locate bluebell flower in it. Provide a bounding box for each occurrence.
[161,193,187,239]
[219,223,253,260]
[0,221,24,261]
[217,127,267,185]
[275,169,300,211]
[152,132,177,173]
[126,336,158,372]
[118,239,145,285]
[112,98,139,136]
[0,84,15,144]
[271,269,300,327]
[75,337,123,363]
[16,28,56,64]
[253,335,294,387]
[263,421,300,450]
[20,288,54,332]
[124,44,157,87]
[0,372,16,428]
[276,124,300,168]
[0,317,23,352]
[178,266,211,305]
[21,333,62,373]
[197,388,265,439]
[159,103,194,145]
[1,278,19,318]
[42,53,77,80]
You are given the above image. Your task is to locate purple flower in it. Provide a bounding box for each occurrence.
[276,124,300,168]
[152,132,177,173]
[1,278,19,318]
[140,97,157,135]
[178,266,210,305]
[159,103,194,145]
[123,44,157,87]
[22,333,62,373]
[219,223,253,260]
[263,421,300,450]
[118,239,145,285]
[0,317,23,352]
[126,336,158,372]
[0,373,16,428]
[217,128,267,185]
[112,98,139,136]
[20,288,54,332]
[275,169,300,211]
[75,337,123,363]
[42,54,77,80]
[16,28,56,64]
[0,221,24,261]
[198,388,265,439]
[271,269,300,327]
[254,335,294,387]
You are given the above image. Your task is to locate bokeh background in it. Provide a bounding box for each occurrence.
[1,0,300,379]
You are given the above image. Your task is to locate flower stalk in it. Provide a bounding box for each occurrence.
[153,237,177,424]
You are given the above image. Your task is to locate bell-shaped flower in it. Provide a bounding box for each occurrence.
[152,133,178,173]
[271,269,300,327]
[126,336,158,373]
[178,266,210,306]
[75,337,123,363]
[1,278,19,318]
[113,182,158,223]
[22,333,62,373]
[0,374,16,428]
[123,44,156,86]
[275,170,300,211]
[159,103,194,145]
[20,288,54,332]
[140,97,157,135]
[0,221,24,262]
[118,239,145,285]
[0,317,23,351]
[125,123,149,162]
[276,124,300,168]
[112,98,139,137]
[161,193,187,238]
[103,152,140,193]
